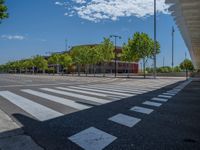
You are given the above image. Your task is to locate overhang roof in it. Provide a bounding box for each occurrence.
[165,0,200,69]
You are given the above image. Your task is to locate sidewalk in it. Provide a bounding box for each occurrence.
[0,109,43,150]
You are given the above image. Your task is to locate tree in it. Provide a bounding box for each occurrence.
[0,0,8,23]
[71,46,86,76]
[22,59,34,74]
[157,66,172,73]
[173,66,181,72]
[130,32,160,78]
[87,46,101,76]
[33,55,48,74]
[180,59,194,78]
[98,38,114,77]
[48,54,60,74]
[59,54,72,75]
[121,39,139,77]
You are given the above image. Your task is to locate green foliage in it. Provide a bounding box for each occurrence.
[98,38,115,62]
[125,32,160,78]
[48,54,60,65]
[33,55,48,71]
[180,59,194,71]
[157,66,172,73]
[0,0,8,22]
[173,66,181,72]
[59,54,72,69]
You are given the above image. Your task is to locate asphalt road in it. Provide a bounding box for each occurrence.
[0,74,199,150]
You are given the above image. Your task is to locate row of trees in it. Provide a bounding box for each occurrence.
[0,32,160,78]
[0,0,8,23]
[146,59,194,73]
[0,54,72,74]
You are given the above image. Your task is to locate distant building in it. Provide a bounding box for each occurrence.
[71,44,139,74]
[47,44,139,74]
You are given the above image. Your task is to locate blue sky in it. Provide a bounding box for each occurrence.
[0,0,190,67]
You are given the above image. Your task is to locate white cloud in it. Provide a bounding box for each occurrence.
[73,0,86,4]
[1,35,25,40]
[55,1,64,6]
[60,0,170,22]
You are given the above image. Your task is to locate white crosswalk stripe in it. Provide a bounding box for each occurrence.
[55,87,108,97]
[79,85,143,94]
[21,89,90,110]
[40,88,110,104]
[0,91,63,121]
[130,106,154,114]
[69,86,133,97]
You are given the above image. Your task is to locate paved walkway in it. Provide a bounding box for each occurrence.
[0,109,43,150]
[0,77,199,149]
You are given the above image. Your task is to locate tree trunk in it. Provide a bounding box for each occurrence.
[127,62,130,78]
[186,68,188,80]
[93,64,96,77]
[32,66,34,74]
[78,64,80,76]
[85,65,88,77]
[43,69,45,74]
[143,58,146,79]
[103,62,106,77]
[56,64,59,74]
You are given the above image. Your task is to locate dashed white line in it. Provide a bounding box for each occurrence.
[108,113,141,127]
[68,127,117,150]
[151,97,168,102]
[158,95,172,99]
[130,106,154,114]
[143,101,162,107]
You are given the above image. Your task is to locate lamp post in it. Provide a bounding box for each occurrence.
[172,26,175,70]
[110,35,122,78]
[153,0,157,79]
[163,56,165,67]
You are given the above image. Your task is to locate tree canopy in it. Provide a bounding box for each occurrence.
[180,59,194,71]
[0,0,8,23]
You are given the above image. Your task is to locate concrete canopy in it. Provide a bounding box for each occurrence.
[165,0,200,69]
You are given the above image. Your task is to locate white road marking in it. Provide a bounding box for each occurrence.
[40,88,110,104]
[69,86,133,97]
[82,85,145,93]
[55,87,107,97]
[89,84,153,91]
[151,97,168,102]
[130,106,154,114]
[163,92,176,96]
[82,85,144,94]
[108,113,141,127]
[143,101,162,107]
[0,91,62,121]
[167,90,178,94]
[21,89,90,110]
[158,95,172,99]
[68,127,117,150]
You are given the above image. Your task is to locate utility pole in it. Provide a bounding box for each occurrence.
[65,39,68,51]
[163,56,165,67]
[153,0,157,79]
[110,35,122,78]
[172,26,175,70]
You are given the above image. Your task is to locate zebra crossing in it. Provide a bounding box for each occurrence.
[0,79,184,122]
[68,79,192,150]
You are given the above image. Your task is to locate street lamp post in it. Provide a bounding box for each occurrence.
[153,0,157,79]
[110,35,122,78]
[172,26,175,70]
